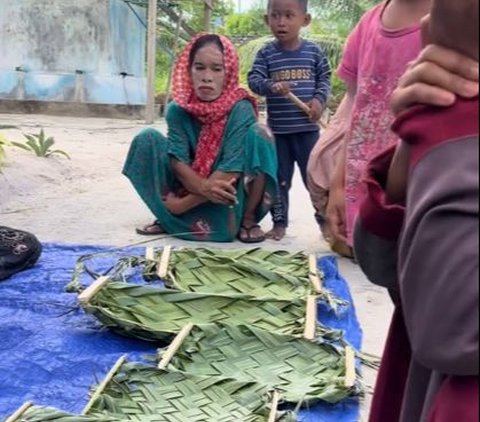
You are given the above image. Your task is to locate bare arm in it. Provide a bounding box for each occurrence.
[330,85,356,189]
[326,84,356,242]
[164,169,241,215]
[171,159,240,205]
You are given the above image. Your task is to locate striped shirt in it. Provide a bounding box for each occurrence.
[248,40,331,134]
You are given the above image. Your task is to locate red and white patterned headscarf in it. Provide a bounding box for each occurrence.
[172,33,257,178]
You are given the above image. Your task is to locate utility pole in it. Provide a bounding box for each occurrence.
[204,0,213,32]
[146,0,158,124]
[164,10,183,115]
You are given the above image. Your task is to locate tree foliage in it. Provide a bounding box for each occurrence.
[223,7,269,37]
[150,0,383,102]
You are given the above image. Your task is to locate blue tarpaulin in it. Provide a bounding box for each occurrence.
[0,244,362,421]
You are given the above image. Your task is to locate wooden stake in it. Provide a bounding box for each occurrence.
[145,246,155,261]
[157,245,172,279]
[286,92,327,128]
[308,254,323,294]
[5,402,32,422]
[287,92,311,115]
[78,276,110,306]
[158,323,194,369]
[268,390,281,422]
[82,354,128,415]
[345,346,356,388]
[303,295,318,340]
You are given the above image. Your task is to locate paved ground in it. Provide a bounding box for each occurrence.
[0,113,393,420]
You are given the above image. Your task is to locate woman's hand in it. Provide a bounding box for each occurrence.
[201,178,238,205]
[391,44,479,115]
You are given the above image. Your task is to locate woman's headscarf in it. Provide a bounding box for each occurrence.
[172,33,257,178]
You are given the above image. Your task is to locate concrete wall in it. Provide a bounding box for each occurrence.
[0,0,146,105]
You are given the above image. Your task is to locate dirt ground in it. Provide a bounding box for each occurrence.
[0,112,393,420]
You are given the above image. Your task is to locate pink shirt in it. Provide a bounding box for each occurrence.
[337,2,422,245]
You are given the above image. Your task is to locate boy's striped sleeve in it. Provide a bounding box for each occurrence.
[247,47,273,96]
[315,50,332,106]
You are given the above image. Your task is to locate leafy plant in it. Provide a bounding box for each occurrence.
[12,129,71,159]
[0,132,9,170]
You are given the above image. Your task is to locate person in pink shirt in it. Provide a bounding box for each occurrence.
[326,0,432,253]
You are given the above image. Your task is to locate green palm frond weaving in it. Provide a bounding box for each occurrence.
[80,283,310,342]
[150,247,315,300]
[86,361,279,422]
[161,324,360,405]
[4,405,110,422]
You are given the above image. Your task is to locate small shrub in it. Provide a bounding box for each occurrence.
[12,129,70,159]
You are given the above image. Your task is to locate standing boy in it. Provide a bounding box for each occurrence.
[248,0,331,241]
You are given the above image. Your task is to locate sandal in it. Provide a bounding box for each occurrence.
[135,220,166,236]
[238,225,266,244]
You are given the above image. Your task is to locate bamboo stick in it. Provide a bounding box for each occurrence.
[303,295,318,340]
[82,354,128,415]
[78,276,110,305]
[345,346,356,388]
[158,323,194,369]
[268,390,281,422]
[308,254,323,293]
[5,402,32,422]
[286,92,311,116]
[157,245,172,279]
[286,92,327,128]
[145,246,155,261]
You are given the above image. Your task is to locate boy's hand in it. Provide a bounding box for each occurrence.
[391,44,479,115]
[326,185,348,244]
[309,98,324,122]
[271,82,291,96]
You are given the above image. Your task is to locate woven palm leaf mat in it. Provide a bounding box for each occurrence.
[71,247,338,303]
[80,284,315,343]
[0,245,362,421]
[159,324,360,405]
[9,360,292,422]
[150,248,318,301]
[5,405,103,422]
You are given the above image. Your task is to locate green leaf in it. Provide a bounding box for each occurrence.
[47,149,71,160]
[11,141,32,152]
[26,138,43,156]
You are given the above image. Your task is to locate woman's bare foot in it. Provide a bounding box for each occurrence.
[266,225,287,241]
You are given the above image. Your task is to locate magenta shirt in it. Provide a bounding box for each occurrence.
[337,2,422,245]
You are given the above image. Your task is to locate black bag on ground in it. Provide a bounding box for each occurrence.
[0,226,42,281]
